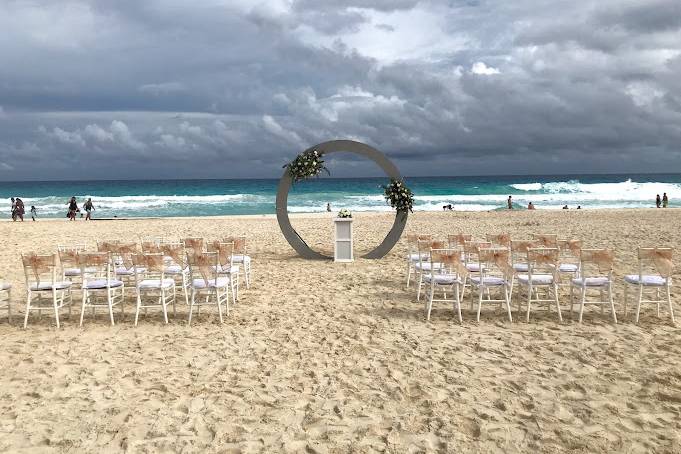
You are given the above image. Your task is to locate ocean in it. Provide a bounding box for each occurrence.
[1,174,680,219]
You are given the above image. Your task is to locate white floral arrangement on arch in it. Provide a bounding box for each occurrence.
[283,149,330,183]
[382,178,414,215]
[337,208,352,218]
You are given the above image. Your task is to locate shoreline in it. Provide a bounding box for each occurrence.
[0,206,675,222]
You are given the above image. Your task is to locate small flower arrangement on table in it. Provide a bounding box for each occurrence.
[337,208,352,219]
[382,178,414,214]
[283,149,330,183]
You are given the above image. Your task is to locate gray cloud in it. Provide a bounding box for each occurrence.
[1,0,680,180]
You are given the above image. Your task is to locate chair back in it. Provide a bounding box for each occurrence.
[638,247,673,278]
[430,248,468,280]
[183,237,204,254]
[478,247,514,280]
[417,240,445,267]
[532,233,558,248]
[187,251,219,286]
[448,234,472,248]
[97,241,118,253]
[160,242,187,268]
[580,249,615,276]
[131,253,166,284]
[486,233,511,249]
[527,247,559,278]
[223,236,246,255]
[78,252,114,285]
[407,234,432,255]
[22,253,58,287]
[114,242,138,269]
[57,247,82,271]
[558,239,582,259]
[208,241,236,268]
[463,240,491,266]
[141,241,162,253]
[510,240,537,265]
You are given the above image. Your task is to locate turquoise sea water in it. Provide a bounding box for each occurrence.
[1,174,680,218]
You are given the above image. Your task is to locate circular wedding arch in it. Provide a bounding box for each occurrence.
[276,140,408,260]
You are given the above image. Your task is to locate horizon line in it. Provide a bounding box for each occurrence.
[2,171,681,185]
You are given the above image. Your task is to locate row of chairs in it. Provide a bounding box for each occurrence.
[405,234,674,324]
[0,236,253,328]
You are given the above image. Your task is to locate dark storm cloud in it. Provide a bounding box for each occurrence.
[0,0,680,180]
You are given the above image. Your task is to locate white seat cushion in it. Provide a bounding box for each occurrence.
[513,263,528,272]
[422,273,462,285]
[624,274,669,286]
[231,255,251,264]
[63,267,82,276]
[217,265,240,274]
[192,277,231,289]
[517,274,554,285]
[64,266,99,276]
[465,263,486,272]
[83,279,124,289]
[30,281,72,291]
[470,276,506,286]
[0,282,11,291]
[572,277,610,287]
[559,263,579,272]
[164,264,188,274]
[414,262,442,271]
[407,253,429,262]
[138,278,175,289]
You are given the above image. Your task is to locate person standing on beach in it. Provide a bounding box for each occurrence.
[656,194,661,208]
[663,193,669,208]
[326,202,331,212]
[30,205,37,221]
[84,198,95,220]
[10,197,16,221]
[67,197,79,220]
[507,196,513,209]
[14,198,25,221]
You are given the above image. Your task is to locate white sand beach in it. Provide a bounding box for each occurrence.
[0,210,680,452]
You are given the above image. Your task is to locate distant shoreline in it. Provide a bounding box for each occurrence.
[1,207,677,223]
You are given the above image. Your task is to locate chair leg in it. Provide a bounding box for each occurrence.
[526,284,532,322]
[570,284,574,316]
[23,290,31,329]
[188,289,195,326]
[416,273,423,302]
[426,284,434,321]
[609,284,617,324]
[554,284,562,322]
[476,287,483,322]
[578,286,586,323]
[455,285,462,324]
[406,261,412,287]
[161,289,169,324]
[53,291,60,329]
[666,285,675,324]
[108,291,115,326]
[216,289,224,324]
[134,293,142,327]
[505,285,513,322]
[635,285,643,324]
[79,290,87,327]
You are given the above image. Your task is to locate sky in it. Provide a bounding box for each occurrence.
[0,0,680,180]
